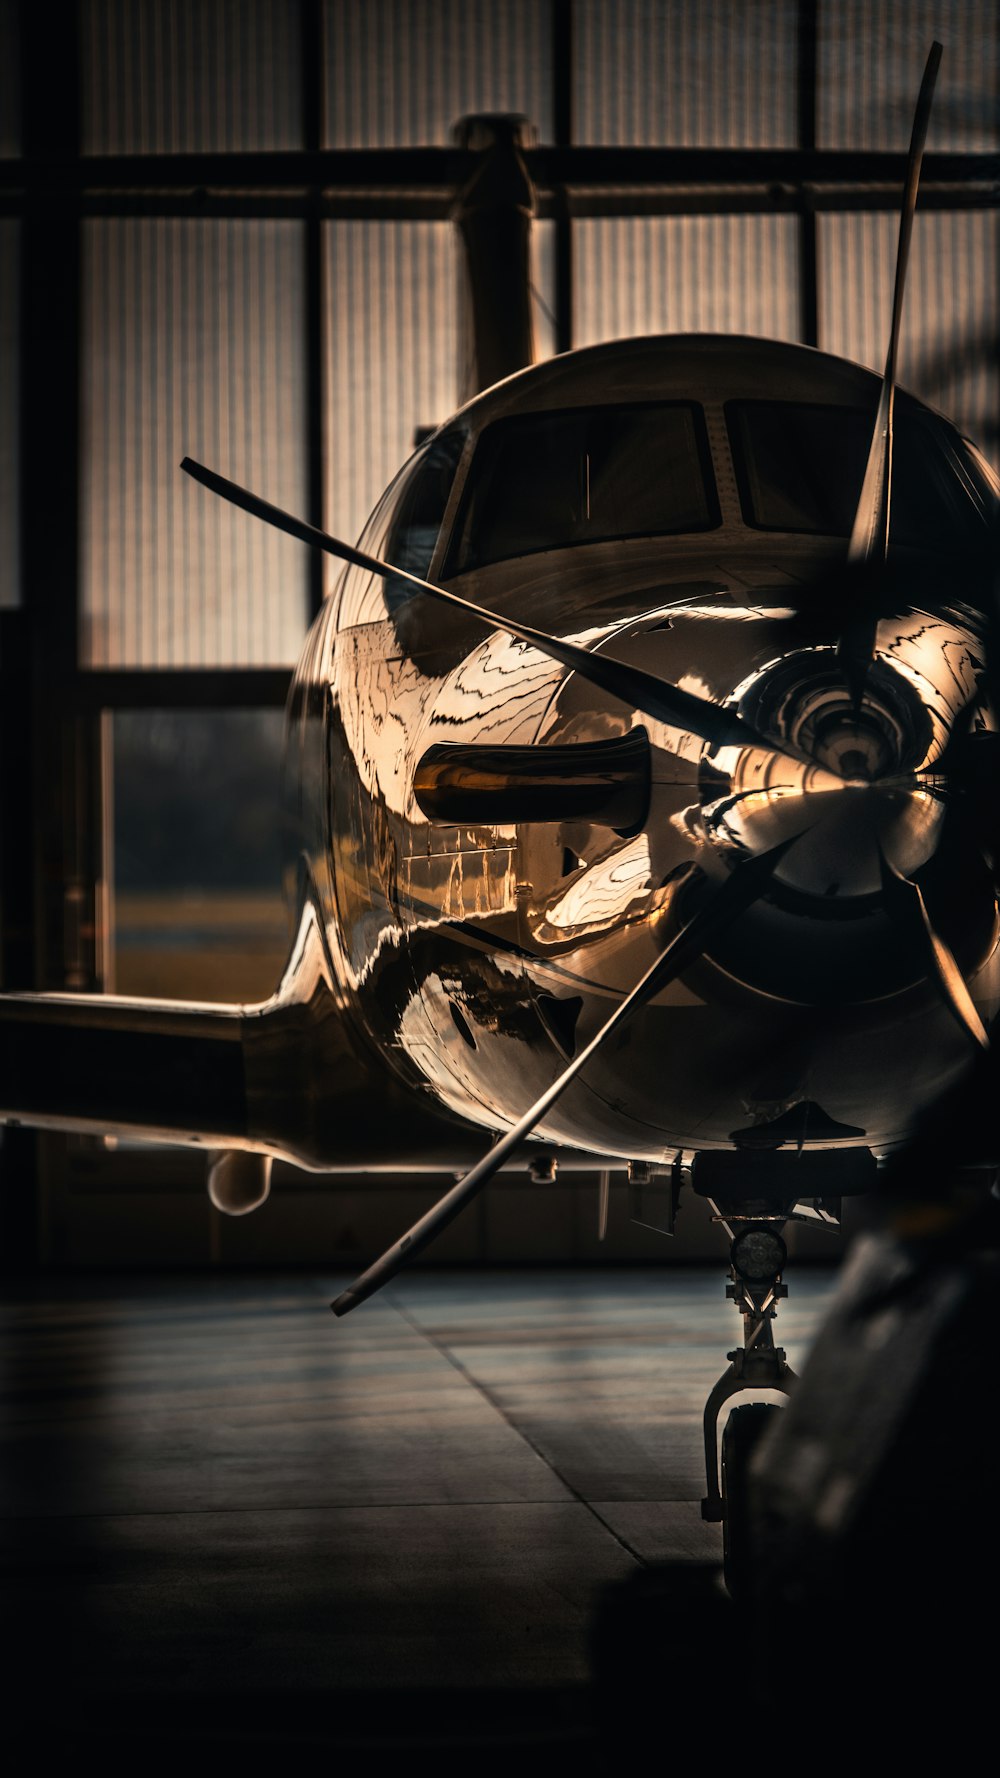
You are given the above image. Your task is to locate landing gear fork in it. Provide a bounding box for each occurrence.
[701,1228,797,1523]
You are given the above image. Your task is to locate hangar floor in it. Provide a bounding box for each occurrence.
[3,1266,837,1759]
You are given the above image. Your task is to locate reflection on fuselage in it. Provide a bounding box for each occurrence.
[287,336,1000,1162]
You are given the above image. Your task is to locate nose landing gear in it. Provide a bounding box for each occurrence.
[701,1220,797,1597]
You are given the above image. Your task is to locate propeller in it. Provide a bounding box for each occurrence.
[836,41,942,708]
[875,532,1000,1190]
[180,456,795,761]
[878,846,989,1051]
[330,835,800,1316]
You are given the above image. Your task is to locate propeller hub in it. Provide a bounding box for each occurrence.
[680,632,998,1011]
[731,645,933,777]
[697,646,944,899]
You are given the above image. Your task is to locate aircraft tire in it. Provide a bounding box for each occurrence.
[722,1401,781,1603]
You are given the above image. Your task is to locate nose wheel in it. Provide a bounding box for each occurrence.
[701,1223,797,1594]
[721,1401,784,1601]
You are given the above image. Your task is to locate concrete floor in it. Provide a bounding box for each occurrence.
[2,1266,837,1756]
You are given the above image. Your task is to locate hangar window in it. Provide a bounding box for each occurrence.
[727,400,995,549]
[81,217,309,668]
[443,402,719,574]
[109,710,288,1003]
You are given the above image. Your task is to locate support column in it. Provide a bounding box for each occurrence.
[452,115,537,401]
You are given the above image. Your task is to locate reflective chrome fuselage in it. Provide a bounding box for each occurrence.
[285,336,1000,1162]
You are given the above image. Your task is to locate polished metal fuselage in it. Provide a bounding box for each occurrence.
[284,336,1000,1163]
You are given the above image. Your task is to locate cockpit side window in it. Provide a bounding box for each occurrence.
[441,402,719,576]
[726,400,995,548]
[383,429,467,580]
[338,428,466,627]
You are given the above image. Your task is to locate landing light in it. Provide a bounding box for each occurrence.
[731,1225,787,1283]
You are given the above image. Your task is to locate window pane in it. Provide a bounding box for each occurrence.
[323,219,555,559]
[574,215,801,347]
[819,212,1000,459]
[0,221,18,609]
[531,218,558,364]
[445,404,718,573]
[110,710,288,1002]
[323,221,458,555]
[381,432,467,576]
[82,219,309,667]
[573,0,799,146]
[728,399,994,548]
[324,0,553,147]
[818,0,1000,152]
[320,212,551,568]
[80,0,303,153]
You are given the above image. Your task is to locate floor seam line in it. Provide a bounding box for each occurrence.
[392,1303,646,1569]
[0,1498,591,1525]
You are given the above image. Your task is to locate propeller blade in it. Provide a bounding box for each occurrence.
[924,726,1000,791]
[838,41,942,704]
[330,836,799,1316]
[181,456,787,759]
[879,847,989,1050]
[414,731,651,830]
[846,41,941,570]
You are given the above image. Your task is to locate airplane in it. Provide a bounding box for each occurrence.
[2,44,998,1595]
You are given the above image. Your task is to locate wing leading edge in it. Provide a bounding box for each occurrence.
[0,901,496,1174]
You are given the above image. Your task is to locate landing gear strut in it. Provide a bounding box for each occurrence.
[701,1222,797,1527]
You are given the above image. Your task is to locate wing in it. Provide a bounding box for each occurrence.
[0,898,494,1177]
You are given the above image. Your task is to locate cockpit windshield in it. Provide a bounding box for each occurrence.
[442,402,719,575]
[727,400,996,547]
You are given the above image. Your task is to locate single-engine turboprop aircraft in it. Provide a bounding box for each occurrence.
[2,46,998,1585]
